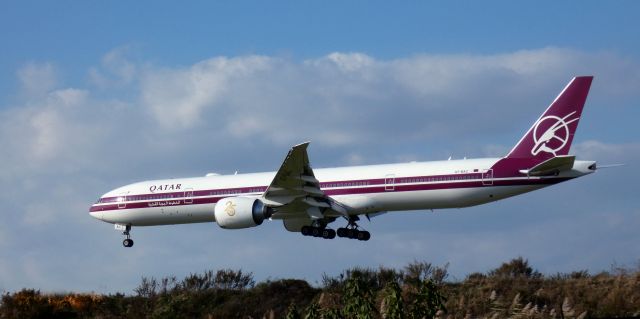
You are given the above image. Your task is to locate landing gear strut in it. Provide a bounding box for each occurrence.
[121,225,134,247]
[337,216,371,241]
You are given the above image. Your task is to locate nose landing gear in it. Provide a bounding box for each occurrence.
[118,224,134,247]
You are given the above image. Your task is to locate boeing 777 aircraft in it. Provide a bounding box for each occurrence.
[91,76,597,247]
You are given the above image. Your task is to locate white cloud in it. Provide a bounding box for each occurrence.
[0,88,93,168]
[315,52,375,73]
[572,140,640,162]
[141,56,273,129]
[17,62,57,97]
[130,47,640,152]
[102,47,137,84]
[89,46,139,88]
[29,107,63,161]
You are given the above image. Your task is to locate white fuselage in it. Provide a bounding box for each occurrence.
[89,158,595,227]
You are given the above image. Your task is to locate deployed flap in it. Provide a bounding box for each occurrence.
[263,142,348,220]
[519,155,575,176]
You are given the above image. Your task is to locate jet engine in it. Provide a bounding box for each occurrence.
[214,197,273,229]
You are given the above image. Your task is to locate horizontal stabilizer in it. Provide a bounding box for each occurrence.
[519,155,575,176]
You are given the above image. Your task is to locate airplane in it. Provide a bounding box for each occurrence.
[90,76,597,247]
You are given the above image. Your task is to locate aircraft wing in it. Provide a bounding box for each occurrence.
[519,155,575,176]
[262,142,347,220]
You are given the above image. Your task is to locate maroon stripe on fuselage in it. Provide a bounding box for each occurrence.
[97,173,487,203]
[90,176,571,213]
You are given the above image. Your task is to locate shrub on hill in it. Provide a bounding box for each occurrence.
[1,258,639,318]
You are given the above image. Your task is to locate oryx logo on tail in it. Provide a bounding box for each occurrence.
[531,111,580,156]
[505,76,593,162]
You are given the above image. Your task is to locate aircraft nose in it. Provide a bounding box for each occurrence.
[89,207,103,221]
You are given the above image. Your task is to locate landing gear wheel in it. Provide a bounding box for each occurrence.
[357,231,371,241]
[123,238,134,247]
[301,224,336,239]
[322,229,336,239]
[337,217,372,241]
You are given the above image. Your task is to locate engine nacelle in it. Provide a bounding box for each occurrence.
[214,197,272,229]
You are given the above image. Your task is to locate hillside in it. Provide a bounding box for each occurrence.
[1,258,639,318]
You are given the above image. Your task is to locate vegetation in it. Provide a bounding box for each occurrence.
[1,258,639,318]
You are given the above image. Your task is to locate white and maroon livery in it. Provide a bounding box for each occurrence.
[90,77,597,247]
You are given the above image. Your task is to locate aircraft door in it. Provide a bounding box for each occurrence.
[184,188,194,204]
[117,192,128,209]
[482,169,493,186]
[385,174,395,191]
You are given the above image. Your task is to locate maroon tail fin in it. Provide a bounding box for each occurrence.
[506,76,593,161]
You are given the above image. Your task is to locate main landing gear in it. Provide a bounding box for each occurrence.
[336,217,370,241]
[300,217,371,241]
[301,220,336,239]
[336,227,370,241]
[301,226,336,239]
[121,225,134,247]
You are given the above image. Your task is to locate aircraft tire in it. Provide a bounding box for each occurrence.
[337,228,347,237]
[123,239,134,247]
[324,229,336,239]
[301,226,311,236]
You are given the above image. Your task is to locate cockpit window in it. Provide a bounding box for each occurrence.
[96,197,120,204]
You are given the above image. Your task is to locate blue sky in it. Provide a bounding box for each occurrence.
[0,1,639,293]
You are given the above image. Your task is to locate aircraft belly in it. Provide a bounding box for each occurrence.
[369,185,546,211]
[101,204,215,226]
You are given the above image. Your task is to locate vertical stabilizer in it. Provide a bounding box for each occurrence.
[506,76,593,162]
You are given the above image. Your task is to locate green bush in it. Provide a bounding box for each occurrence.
[1,260,638,318]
